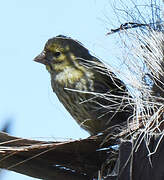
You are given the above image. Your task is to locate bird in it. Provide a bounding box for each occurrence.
[34,35,132,135]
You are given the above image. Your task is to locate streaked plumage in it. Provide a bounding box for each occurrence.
[34,35,132,135]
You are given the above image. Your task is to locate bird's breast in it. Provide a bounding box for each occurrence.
[52,66,95,91]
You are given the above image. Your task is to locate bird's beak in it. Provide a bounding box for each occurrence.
[34,51,47,65]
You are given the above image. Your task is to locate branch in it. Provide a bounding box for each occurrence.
[106,22,149,35]
[0,132,109,180]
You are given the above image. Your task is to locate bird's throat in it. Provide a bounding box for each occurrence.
[54,67,84,86]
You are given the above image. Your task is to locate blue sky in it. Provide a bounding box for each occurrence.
[0,0,120,179]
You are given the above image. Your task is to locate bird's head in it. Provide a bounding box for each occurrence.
[34,35,95,87]
[34,35,90,73]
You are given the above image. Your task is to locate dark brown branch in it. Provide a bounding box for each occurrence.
[0,132,109,180]
[107,22,149,35]
[0,121,142,180]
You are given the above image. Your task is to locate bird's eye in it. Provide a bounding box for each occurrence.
[54,51,61,58]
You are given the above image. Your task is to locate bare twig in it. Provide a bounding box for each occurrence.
[106,22,149,35]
